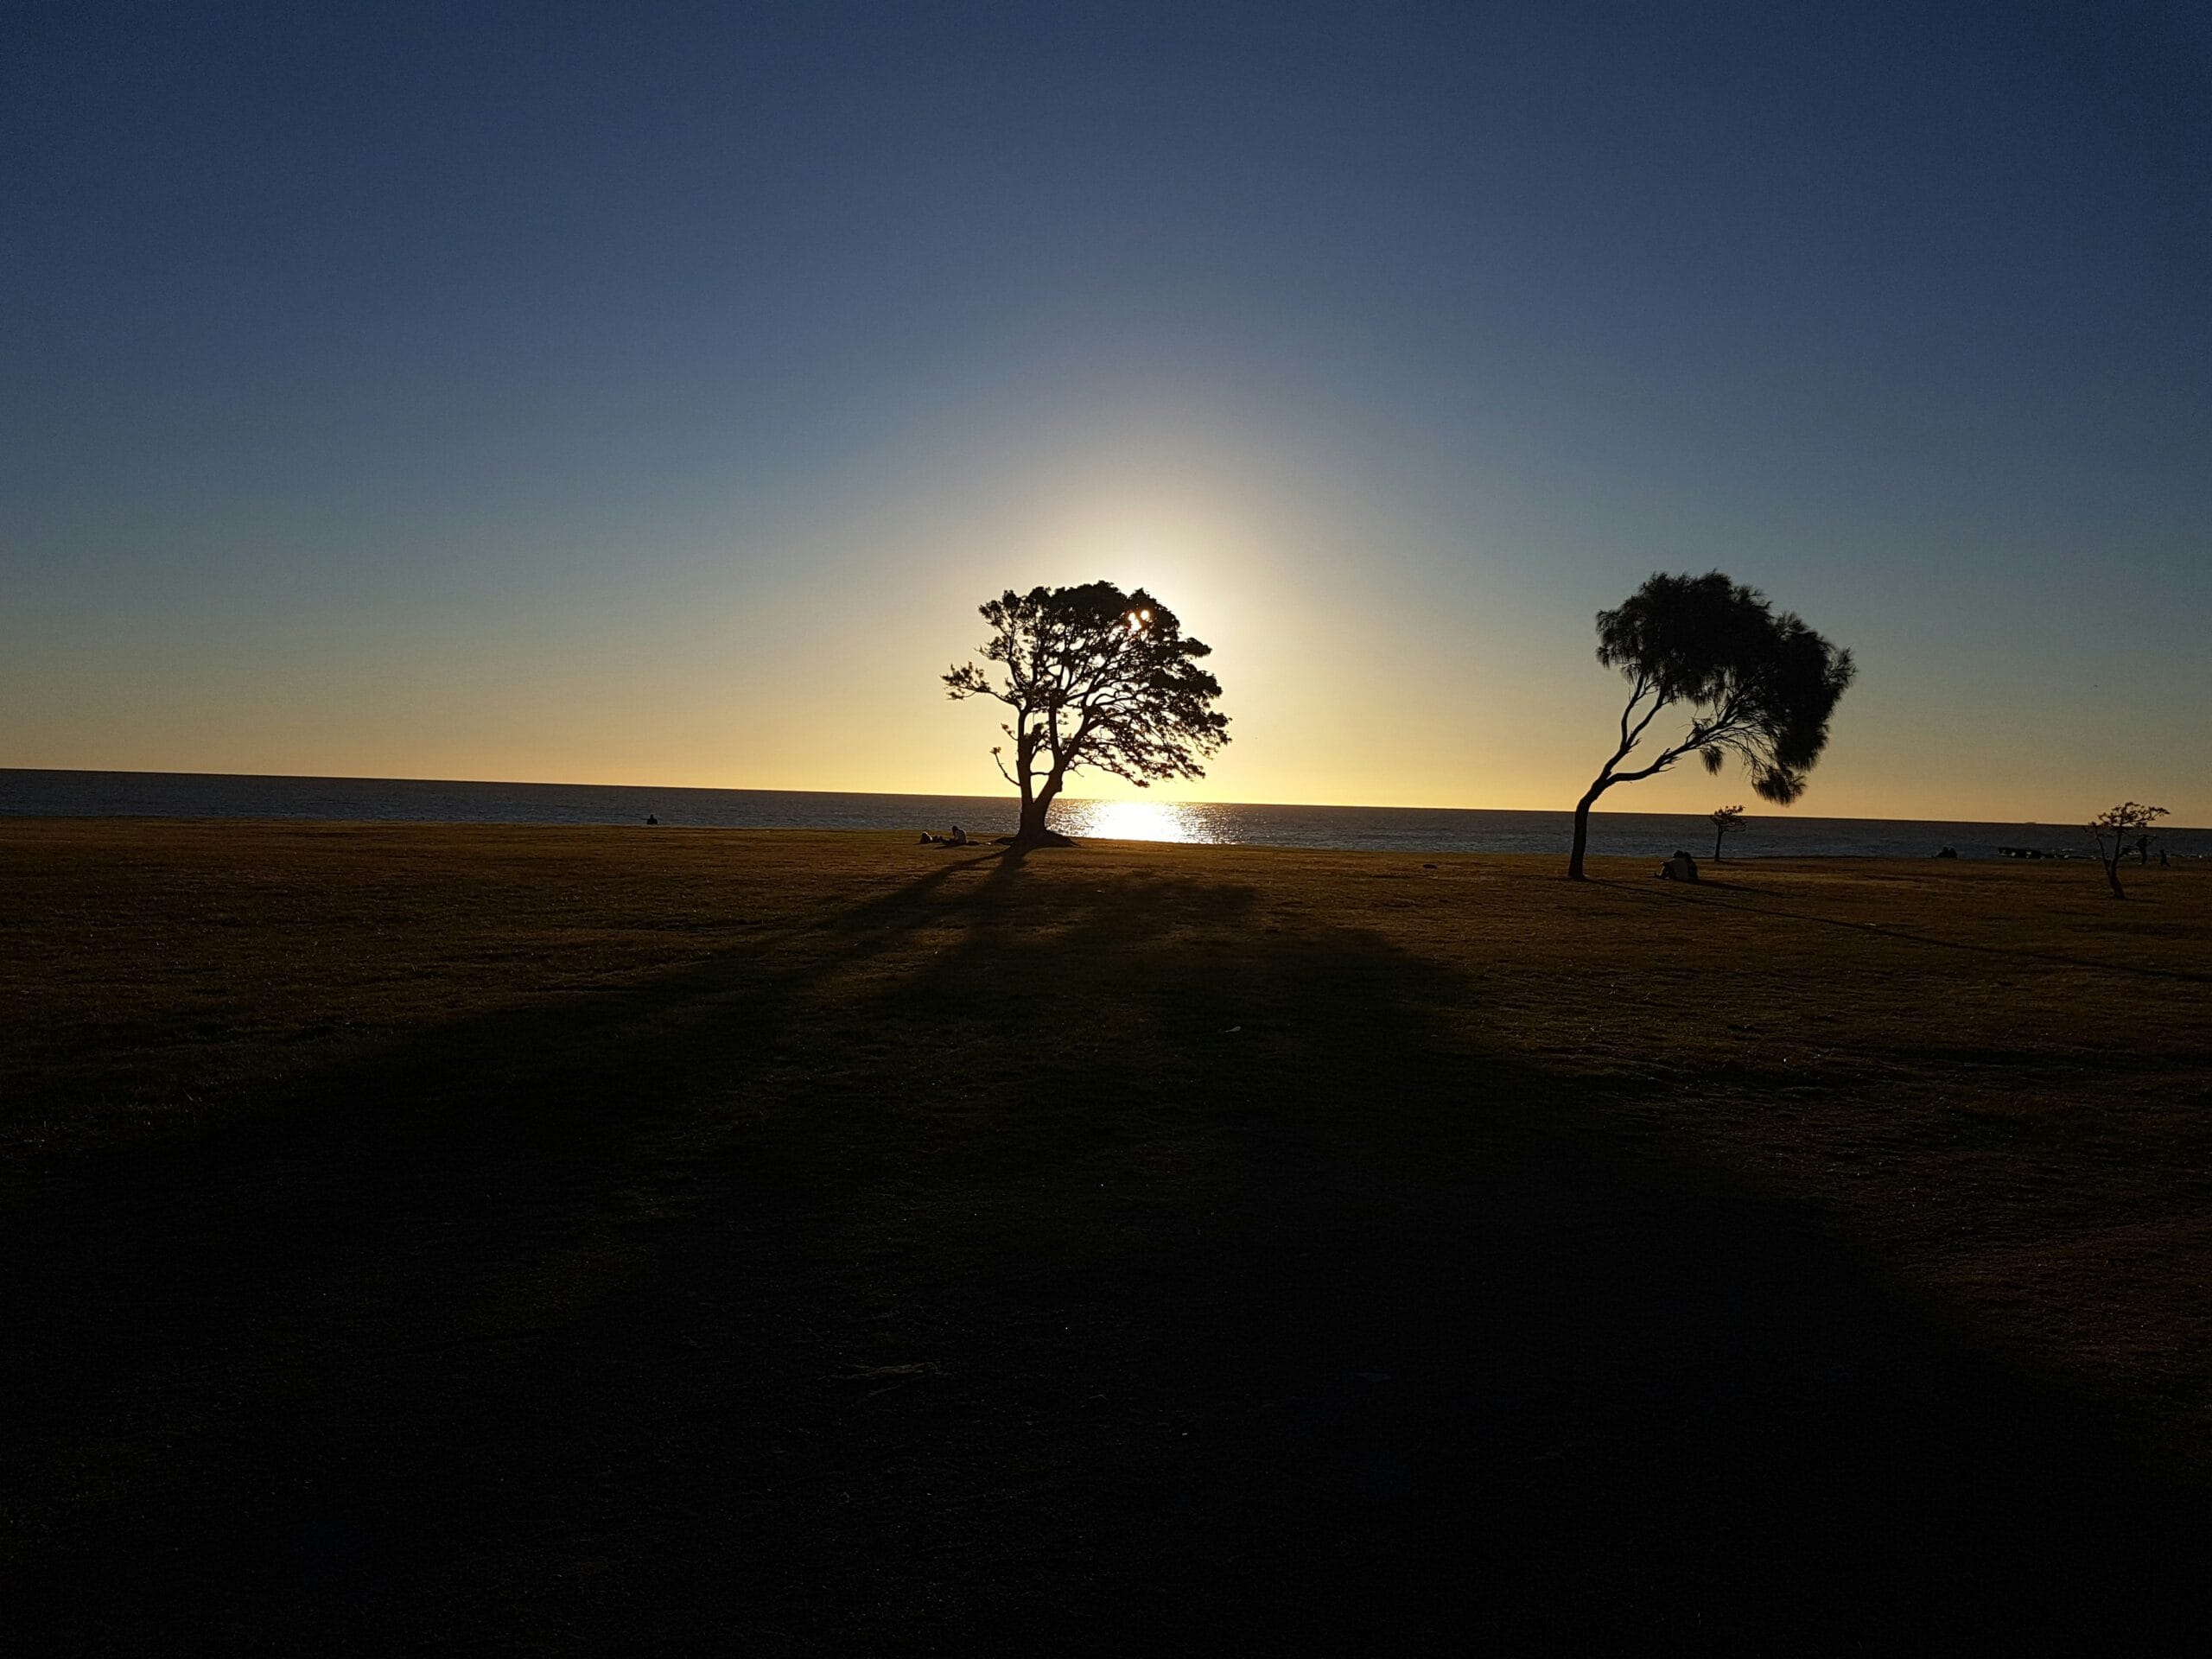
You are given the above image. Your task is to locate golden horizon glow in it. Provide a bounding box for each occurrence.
[5,429,2205,827]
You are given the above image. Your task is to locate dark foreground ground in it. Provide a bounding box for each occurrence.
[3,821,2209,1649]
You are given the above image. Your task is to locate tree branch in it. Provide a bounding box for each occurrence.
[1617,673,1653,753]
[1610,739,1700,785]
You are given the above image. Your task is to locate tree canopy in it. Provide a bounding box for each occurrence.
[1570,571,1854,879]
[944,581,1228,845]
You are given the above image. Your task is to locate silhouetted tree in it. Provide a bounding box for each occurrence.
[945,582,1228,848]
[1709,804,1746,861]
[1568,572,1854,880]
[2088,802,2166,899]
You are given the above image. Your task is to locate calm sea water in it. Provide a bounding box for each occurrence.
[5,768,2202,861]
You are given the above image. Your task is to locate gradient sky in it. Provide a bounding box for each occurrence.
[6,2,2208,820]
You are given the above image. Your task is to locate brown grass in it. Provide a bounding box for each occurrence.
[3,818,2209,1646]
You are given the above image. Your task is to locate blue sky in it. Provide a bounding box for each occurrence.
[6,2,2207,817]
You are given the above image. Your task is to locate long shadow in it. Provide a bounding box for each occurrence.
[3,859,2205,1649]
[0,855,1002,1521]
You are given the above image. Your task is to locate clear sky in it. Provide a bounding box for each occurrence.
[6,2,2208,821]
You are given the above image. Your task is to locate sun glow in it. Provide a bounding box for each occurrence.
[1054,797,1229,844]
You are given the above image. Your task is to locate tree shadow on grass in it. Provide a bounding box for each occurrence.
[3,857,2204,1649]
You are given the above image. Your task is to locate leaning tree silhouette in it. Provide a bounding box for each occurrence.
[944,581,1229,849]
[1569,572,1855,880]
[2088,802,2167,899]
[1708,803,1747,862]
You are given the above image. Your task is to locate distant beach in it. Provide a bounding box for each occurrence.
[4,768,2201,861]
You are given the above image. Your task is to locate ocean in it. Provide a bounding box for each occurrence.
[3,768,2200,861]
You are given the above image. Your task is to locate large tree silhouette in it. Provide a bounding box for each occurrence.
[945,582,1228,848]
[1568,572,1854,880]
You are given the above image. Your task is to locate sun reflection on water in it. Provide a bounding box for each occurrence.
[1053,798,1234,844]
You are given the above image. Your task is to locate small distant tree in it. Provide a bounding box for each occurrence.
[945,581,1229,848]
[1568,572,1855,880]
[1709,804,1746,861]
[2088,803,2167,899]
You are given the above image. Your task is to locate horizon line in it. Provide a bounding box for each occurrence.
[1,764,2191,833]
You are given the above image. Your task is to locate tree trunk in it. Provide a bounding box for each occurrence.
[1567,784,1604,880]
[1015,794,1052,843]
[1011,758,1039,843]
[2104,856,2127,900]
[1013,771,1072,847]
[1713,826,1724,861]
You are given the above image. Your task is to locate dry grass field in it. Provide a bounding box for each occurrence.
[3,818,2209,1648]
